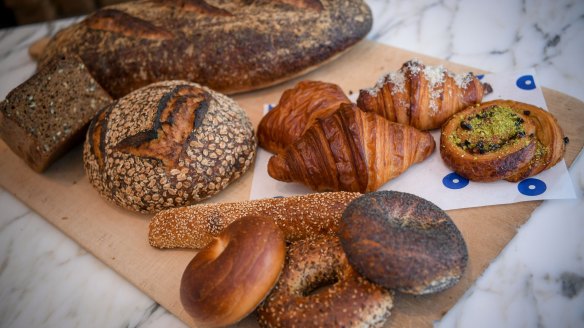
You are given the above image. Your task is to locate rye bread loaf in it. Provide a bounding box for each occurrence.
[37,0,372,98]
[83,80,256,213]
[0,55,112,172]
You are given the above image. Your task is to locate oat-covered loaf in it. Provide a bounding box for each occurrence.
[83,80,256,213]
[0,55,112,172]
[38,0,373,98]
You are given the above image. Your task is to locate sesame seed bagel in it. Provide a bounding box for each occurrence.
[257,235,393,328]
[339,191,468,295]
[83,80,256,213]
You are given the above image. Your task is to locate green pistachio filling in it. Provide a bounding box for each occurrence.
[449,106,528,154]
[529,140,549,166]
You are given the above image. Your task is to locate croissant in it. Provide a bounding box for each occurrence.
[357,59,488,130]
[257,80,351,154]
[440,100,566,182]
[268,103,436,192]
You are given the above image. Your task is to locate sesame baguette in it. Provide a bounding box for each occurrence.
[148,192,361,249]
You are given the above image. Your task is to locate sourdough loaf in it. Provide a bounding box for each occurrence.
[83,80,256,213]
[0,55,112,172]
[38,0,373,98]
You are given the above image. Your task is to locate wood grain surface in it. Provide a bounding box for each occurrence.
[1,40,583,327]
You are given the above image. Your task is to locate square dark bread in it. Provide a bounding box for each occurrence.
[0,55,112,172]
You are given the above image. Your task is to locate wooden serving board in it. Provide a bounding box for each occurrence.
[1,40,583,327]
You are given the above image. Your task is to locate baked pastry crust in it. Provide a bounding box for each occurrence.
[357,59,488,130]
[267,104,435,192]
[439,99,565,182]
[257,80,351,154]
[502,100,567,181]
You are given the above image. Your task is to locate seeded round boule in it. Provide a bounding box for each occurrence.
[83,80,256,213]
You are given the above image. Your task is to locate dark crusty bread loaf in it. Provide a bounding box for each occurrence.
[38,0,373,98]
[83,80,256,213]
[0,55,112,172]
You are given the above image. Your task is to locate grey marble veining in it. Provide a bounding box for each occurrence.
[367,0,584,103]
[0,0,583,327]
[437,151,584,328]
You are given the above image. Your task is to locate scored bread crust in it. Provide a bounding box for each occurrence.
[83,80,256,213]
[38,0,373,98]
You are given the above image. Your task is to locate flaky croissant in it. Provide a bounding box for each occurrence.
[357,59,488,130]
[257,80,351,154]
[268,104,436,192]
[440,100,566,182]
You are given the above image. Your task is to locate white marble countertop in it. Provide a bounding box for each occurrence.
[1,0,583,327]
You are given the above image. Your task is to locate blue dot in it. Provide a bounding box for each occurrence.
[518,178,547,196]
[268,104,275,111]
[442,172,470,189]
[476,74,485,80]
[516,75,536,90]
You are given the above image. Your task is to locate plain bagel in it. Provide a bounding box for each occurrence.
[339,191,468,295]
[180,215,286,328]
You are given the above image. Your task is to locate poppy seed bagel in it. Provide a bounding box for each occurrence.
[339,191,468,295]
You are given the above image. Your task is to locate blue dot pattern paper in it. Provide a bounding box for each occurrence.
[442,172,470,190]
[517,178,547,196]
[250,70,576,210]
[516,75,537,90]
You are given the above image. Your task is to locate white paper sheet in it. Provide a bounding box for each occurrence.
[249,70,576,210]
